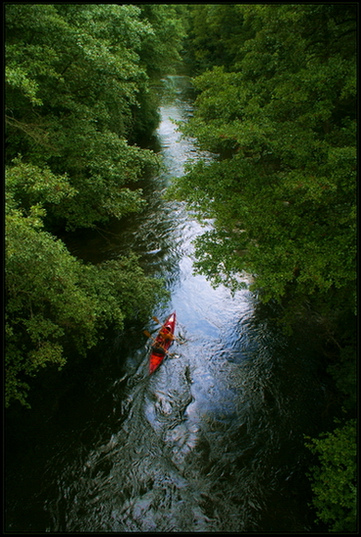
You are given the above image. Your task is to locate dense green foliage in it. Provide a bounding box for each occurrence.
[6,178,162,407]
[174,4,356,311]
[171,3,356,360]
[5,3,186,229]
[306,420,357,532]
[5,4,186,406]
[4,4,357,528]
[170,4,357,531]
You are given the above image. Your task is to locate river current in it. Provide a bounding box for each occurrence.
[5,76,328,533]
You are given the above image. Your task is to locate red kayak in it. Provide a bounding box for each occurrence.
[149,312,176,374]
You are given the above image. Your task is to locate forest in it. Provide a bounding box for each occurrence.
[5,4,356,532]
[175,5,357,532]
[5,4,187,407]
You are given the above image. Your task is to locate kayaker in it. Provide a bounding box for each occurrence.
[159,327,175,342]
[151,327,174,355]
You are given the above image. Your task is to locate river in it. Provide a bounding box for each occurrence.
[5,76,329,533]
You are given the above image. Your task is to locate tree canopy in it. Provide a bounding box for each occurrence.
[170,5,357,531]
[174,4,356,316]
[4,3,358,530]
[5,3,187,229]
[306,419,357,532]
[5,4,186,406]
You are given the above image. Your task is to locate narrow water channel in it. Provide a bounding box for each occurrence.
[6,76,328,533]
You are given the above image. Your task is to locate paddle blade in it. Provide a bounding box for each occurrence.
[152,316,161,325]
[143,330,152,338]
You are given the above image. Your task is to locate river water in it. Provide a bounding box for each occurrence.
[6,76,329,533]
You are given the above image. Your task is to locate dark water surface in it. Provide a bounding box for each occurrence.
[6,76,328,533]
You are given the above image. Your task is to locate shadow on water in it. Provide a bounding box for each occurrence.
[5,76,329,533]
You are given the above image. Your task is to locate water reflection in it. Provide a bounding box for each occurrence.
[6,76,326,533]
